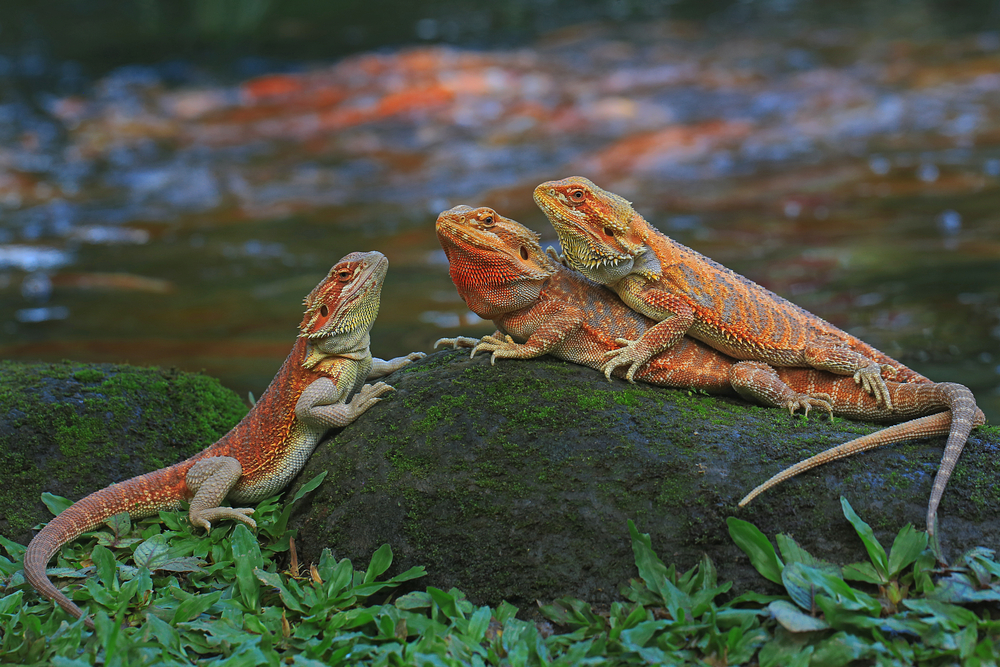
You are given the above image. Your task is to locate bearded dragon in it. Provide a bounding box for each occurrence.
[533,176,931,409]
[23,251,425,628]
[433,205,982,538]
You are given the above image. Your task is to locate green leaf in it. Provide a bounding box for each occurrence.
[783,562,880,615]
[905,598,979,629]
[40,492,73,518]
[254,568,305,613]
[466,606,492,643]
[0,534,26,562]
[290,471,328,505]
[91,544,118,592]
[781,562,819,611]
[840,497,888,583]
[768,600,830,632]
[887,523,928,577]
[0,591,24,617]
[395,591,432,611]
[842,562,884,585]
[105,512,131,537]
[171,591,223,624]
[494,601,519,624]
[231,525,262,612]
[627,519,676,603]
[811,631,880,665]
[133,534,205,573]
[427,587,464,621]
[727,517,784,584]
[363,544,393,584]
[270,471,328,541]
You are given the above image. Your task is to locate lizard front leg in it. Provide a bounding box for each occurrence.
[296,376,394,429]
[804,339,897,409]
[475,301,584,364]
[186,457,257,531]
[603,287,695,382]
[729,361,833,418]
[370,352,426,378]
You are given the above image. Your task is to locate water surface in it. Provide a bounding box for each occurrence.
[1,12,998,422]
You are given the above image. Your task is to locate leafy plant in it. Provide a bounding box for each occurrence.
[4,488,1000,665]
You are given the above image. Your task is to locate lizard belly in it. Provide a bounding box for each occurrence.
[228,421,326,502]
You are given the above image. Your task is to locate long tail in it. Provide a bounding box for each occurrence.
[23,465,189,628]
[739,382,983,537]
[924,383,983,537]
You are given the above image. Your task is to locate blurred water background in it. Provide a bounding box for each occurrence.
[0,0,998,421]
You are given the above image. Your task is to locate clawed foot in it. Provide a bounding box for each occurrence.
[352,381,394,412]
[434,336,480,350]
[471,333,525,364]
[545,246,567,266]
[784,392,834,419]
[853,363,895,409]
[190,507,256,532]
[601,338,652,382]
[382,351,426,374]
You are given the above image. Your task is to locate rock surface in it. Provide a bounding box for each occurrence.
[0,360,248,543]
[287,349,1000,606]
[4,354,998,608]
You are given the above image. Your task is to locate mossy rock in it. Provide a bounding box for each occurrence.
[288,349,1000,607]
[0,360,248,543]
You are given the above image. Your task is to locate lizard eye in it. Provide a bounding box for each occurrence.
[319,304,329,317]
[569,188,585,203]
[603,226,615,237]
[337,270,352,281]
[481,215,495,227]
[519,246,529,260]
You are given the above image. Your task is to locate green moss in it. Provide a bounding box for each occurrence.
[0,360,248,541]
[73,368,104,383]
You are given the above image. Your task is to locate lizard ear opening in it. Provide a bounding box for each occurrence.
[603,227,615,237]
[320,305,329,317]
[519,246,529,260]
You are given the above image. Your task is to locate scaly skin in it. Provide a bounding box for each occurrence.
[433,206,982,539]
[23,251,425,628]
[532,176,931,409]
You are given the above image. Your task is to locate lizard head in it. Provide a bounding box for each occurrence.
[533,176,647,285]
[436,205,556,288]
[299,250,386,340]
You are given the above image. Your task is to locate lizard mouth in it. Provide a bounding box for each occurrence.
[436,209,556,280]
[301,252,387,339]
[560,234,636,268]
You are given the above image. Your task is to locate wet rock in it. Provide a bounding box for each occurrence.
[288,349,1000,607]
[0,360,248,544]
[4,352,998,607]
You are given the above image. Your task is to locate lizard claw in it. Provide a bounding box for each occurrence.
[434,336,479,350]
[854,364,893,409]
[545,246,567,266]
[472,334,519,365]
[784,393,833,419]
[602,337,650,383]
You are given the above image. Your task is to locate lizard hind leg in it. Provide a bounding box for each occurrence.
[803,339,895,409]
[185,456,256,532]
[729,361,833,417]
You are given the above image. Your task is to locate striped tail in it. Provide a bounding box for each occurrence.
[925,383,983,538]
[737,412,954,507]
[739,382,983,538]
[23,465,190,628]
